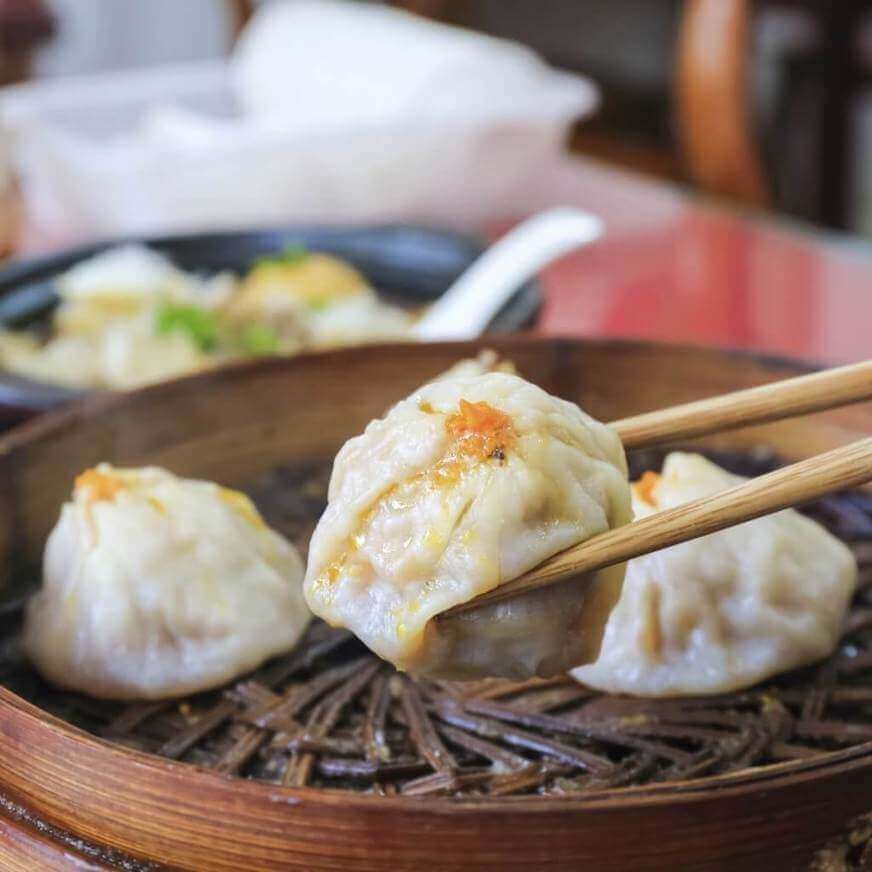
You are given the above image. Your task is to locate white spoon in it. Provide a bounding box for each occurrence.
[412,207,603,341]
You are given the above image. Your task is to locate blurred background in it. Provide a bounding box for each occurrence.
[0,0,866,380]
[2,0,872,237]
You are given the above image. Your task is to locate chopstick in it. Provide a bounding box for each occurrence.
[441,360,872,617]
[444,436,872,617]
[609,359,872,449]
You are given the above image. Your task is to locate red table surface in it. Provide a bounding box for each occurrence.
[506,157,869,365]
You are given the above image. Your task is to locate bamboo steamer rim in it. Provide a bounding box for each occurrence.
[4,684,872,813]
[0,335,824,457]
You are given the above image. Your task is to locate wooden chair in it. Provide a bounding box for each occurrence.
[676,0,769,207]
[678,0,870,227]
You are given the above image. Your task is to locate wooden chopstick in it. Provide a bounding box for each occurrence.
[444,437,872,617]
[609,359,872,449]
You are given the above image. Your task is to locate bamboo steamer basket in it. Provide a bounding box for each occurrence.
[0,337,870,871]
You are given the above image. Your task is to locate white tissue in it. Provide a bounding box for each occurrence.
[2,1,598,240]
[234,1,591,130]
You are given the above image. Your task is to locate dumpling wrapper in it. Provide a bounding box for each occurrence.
[432,349,516,382]
[55,244,234,337]
[0,330,102,389]
[304,372,632,680]
[0,245,233,390]
[58,244,194,301]
[24,465,310,700]
[0,313,209,391]
[572,452,858,697]
[95,313,209,389]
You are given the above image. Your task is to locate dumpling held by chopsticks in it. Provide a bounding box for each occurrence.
[304,371,632,680]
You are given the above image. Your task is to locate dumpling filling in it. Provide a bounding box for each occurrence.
[572,452,858,696]
[304,372,632,680]
[23,464,310,699]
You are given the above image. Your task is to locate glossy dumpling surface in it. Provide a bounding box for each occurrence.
[304,371,631,679]
[572,452,858,696]
[24,464,310,699]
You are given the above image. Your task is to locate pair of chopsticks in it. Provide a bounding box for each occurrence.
[446,360,872,616]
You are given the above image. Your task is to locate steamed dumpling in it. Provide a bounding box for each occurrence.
[432,349,516,381]
[572,453,858,696]
[0,245,232,390]
[23,464,310,699]
[0,331,102,389]
[304,371,632,680]
[58,244,198,302]
[55,244,234,337]
[0,317,208,391]
[227,252,410,348]
[93,313,209,389]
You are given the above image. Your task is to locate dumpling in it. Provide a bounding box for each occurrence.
[95,314,209,389]
[0,317,209,391]
[227,251,410,348]
[23,464,310,699]
[572,452,858,697]
[304,371,632,680]
[232,251,372,316]
[303,293,411,347]
[432,349,516,381]
[1,246,234,390]
[55,244,234,338]
[0,330,101,389]
[58,244,195,302]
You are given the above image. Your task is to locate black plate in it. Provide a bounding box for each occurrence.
[0,225,540,426]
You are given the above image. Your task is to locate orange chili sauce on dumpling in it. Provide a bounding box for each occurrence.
[634,470,661,507]
[444,399,514,462]
[314,399,515,594]
[75,468,125,503]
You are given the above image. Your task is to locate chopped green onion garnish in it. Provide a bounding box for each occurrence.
[155,302,219,351]
[239,323,280,355]
[306,297,332,312]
